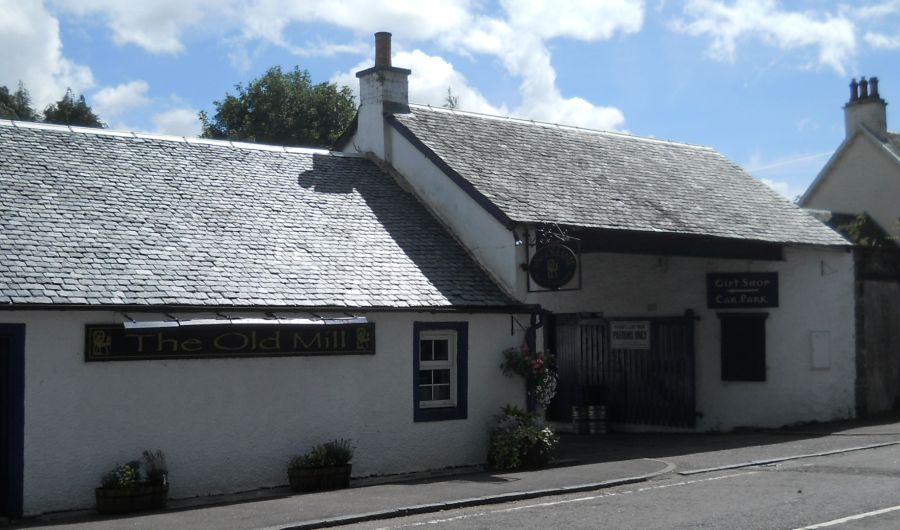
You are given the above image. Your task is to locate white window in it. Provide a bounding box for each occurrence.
[418,330,456,408]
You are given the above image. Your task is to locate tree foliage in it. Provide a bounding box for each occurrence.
[0,83,39,121]
[0,83,104,128]
[42,88,104,127]
[199,66,356,148]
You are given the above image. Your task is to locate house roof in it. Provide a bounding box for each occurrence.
[0,121,517,309]
[800,126,900,207]
[390,105,847,247]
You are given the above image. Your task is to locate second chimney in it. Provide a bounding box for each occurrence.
[844,76,888,140]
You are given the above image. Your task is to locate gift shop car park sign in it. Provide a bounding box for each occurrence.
[707,272,778,308]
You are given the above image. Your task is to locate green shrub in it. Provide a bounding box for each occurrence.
[289,439,354,470]
[100,461,140,489]
[142,449,168,486]
[487,405,558,471]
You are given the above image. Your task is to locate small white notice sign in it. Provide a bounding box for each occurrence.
[610,321,651,350]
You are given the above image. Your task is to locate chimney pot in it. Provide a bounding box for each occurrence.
[374,32,392,67]
[871,77,880,98]
[860,76,869,99]
[849,78,859,102]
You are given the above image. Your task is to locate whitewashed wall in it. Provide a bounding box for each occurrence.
[805,133,900,238]
[525,246,857,431]
[0,310,526,515]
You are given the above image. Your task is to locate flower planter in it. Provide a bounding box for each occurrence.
[288,464,352,492]
[95,484,168,514]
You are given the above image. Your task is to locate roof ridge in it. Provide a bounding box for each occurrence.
[0,119,363,157]
[405,103,715,151]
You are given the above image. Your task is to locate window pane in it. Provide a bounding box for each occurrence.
[434,385,451,401]
[419,385,433,402]
[420,340,433,361]
[433,369,450,384]
[419,370,433,385]
[433,339,449,361]
[721,316,766,381]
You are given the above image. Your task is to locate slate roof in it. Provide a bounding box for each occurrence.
[391,105,847,247]
[0,121,515,308]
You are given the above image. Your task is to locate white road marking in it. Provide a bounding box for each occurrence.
[372,471,759,529]
[793,504,900,529]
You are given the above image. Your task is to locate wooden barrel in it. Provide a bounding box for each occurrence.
[586,404,608,434]
[571,405,588,434]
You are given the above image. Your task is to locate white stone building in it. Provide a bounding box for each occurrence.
[0,123,530,517]
[0,31,858,519]
[338,34,856,432]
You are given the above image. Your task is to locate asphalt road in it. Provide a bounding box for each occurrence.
[348,444,900,530]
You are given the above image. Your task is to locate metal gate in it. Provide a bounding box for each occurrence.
[551,314,696,428]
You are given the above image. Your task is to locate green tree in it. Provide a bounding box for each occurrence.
[42,88,104,128]
[199,66,356,148]
[0,82,39,121]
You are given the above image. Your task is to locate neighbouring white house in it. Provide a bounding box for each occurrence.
[801,77,900,419]
[801,76,900,242]
[338,33,856,433]
[0,122,531,517]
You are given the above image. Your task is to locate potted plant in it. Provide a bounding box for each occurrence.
[487,405,558,470]
[287,439,353,492]
[95,450,169,514]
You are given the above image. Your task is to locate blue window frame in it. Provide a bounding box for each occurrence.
[413,322,467,422]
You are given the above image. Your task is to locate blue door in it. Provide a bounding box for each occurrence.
[1,324,24,519]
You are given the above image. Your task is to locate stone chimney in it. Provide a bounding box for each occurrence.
[354,32,411,159]
[845,76,888,140]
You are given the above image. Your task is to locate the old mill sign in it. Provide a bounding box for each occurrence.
[707,272,778,309]
[85,322,375,361]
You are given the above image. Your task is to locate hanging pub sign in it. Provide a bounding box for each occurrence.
[707,272,778,309]
[529,243,577,289]
[85,322,375,361]
[610,321,651,350]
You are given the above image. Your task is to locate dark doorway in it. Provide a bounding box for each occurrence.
[1,324,25,519]
[549,314,696,428]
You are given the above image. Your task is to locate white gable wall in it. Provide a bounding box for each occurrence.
[1,310,525,515]
[345,124,521,297]
[805,133,900,238]
[526,246,856,430]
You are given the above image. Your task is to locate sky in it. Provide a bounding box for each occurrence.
[1,1,898,201]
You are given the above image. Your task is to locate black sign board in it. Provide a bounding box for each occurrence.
[85,322,375,361]
[707,272,778,309]
[529,243,577,289]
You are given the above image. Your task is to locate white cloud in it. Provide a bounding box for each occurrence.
[92,80,151,118]
[56,0,215,54]
[0,0,93,108]
[152,108,201,137]
[48,0,644,131]
[842,1,900,20]
[760,178,791,198]
[673,0,856,74]
[501,0,644,41]
[865,32,900,49]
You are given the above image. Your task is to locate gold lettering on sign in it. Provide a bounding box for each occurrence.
[546,258,559,279]
[214,332,249,351]
[293,332,322,350]
[356,327,372,350]
[92,330,112,356]
[259,331,281,350]
[181,338,202,352]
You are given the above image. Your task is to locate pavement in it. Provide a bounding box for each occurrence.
[12,416,900,530]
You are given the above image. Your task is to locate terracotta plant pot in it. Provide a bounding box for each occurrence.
[95,484,168,514]
[288,464,352,492]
